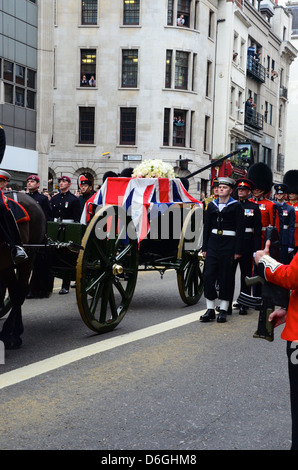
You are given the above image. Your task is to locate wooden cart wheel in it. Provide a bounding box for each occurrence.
[177,205,204,305]
[76,205,139,333]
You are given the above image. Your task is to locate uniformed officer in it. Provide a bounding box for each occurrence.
[26,175,53,298]
[51,176,81,294]
[231,178,262,314]
[51,176,81,223]
[26,175,53,221]
[274,182,295,264]
[200,177,245,323]
[78,178,95,214]
[248,162,279,249]
[284,170,298,256]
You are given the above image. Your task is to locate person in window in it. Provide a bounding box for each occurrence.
[81,75,88,87]
[177,14,185,26]
[89,75,96,87]
[245,97,256,121]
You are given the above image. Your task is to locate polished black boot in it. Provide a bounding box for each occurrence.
[200,309,216,322]
[217,310,227,323]
[239,305,248,315]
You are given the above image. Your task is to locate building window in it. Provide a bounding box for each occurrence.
[208,10,215,38]
[4,84,13,104]
[80,49,96,86]
[175,51,189,89]
[27,69,36,89]
[163,108,171,146]
[269,103,273,125]
[262,147,272,167]
[79,107,95,144]
[120,108,136,145]
[177,0,191,27]
[168,0,195,28]
[121,50,138,87]
[27,90,35,110]
[82,0,98,25]
[167,0,174,25]
[15,87,25,107]
[15,65,25,85]
[204,115,210,152]
[173,110,186,147]
[4,61,13,82]
[206,60,212,97]
[165,50,172,88]
[3,62,36,109]
[123,0,140,25]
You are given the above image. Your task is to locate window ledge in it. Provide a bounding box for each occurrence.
[120,25,142,28]
[76,87,98,90]
[75,144,96,147]
[116,145,138,148]
[77,25,99,28]
[119,87,139,91]
[162,88,197,95]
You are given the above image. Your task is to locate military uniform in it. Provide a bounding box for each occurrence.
[78,178,95,214]
[274,183,295,264]
[284,170,298,256]
[27,175,53,221]
[248,162,279,250]
[231,178,262,314]
[51,176,81,294]
[26,175,53,298]
[257,251,298,449]
[51,190,81,222]
[201,177,245,323]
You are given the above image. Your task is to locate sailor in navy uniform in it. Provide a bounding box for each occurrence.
[200,177,245,323]
[231,178,262,314]
[51,176,81,294]
[26,175,53,221]
[274,182,295,264]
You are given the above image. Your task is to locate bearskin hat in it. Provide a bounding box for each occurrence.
[283,170,298,194]
[247,162,272,193]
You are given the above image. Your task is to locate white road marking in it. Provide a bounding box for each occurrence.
[0,310,204,390]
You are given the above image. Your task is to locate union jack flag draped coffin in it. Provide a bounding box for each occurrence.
[80,177,203,242]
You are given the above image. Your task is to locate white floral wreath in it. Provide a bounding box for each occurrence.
[132,159,176,179]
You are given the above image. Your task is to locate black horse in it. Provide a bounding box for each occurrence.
[0,191,47,349]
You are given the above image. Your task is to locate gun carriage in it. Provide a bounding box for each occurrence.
[0,147,248,342]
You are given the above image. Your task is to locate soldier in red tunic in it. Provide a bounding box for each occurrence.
[284,170,298,256]
[247,162,279,250]
[255,240,298,450]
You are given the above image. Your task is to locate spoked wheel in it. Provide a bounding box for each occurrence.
[76,205,139,333]
[177,205,204,305]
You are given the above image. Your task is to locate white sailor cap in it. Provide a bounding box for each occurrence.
[217,177,235,188]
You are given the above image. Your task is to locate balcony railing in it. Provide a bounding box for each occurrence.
[245,108,263,130]
[246,56,266,83]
